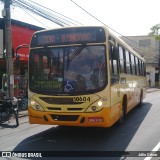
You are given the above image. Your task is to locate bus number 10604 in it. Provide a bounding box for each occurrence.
[73,97,91,102]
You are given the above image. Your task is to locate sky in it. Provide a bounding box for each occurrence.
[0,0,160,36]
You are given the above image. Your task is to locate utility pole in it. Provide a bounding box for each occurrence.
[2,0,14,97]
[159,41,160,87]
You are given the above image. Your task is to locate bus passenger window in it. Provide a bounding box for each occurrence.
[119,46,125,73]
[109,44,119,84]
[125,50,131,74]
[131,54,135,75]
[135,57,139,75]
[141,61,144,76]
[138,59,141,75]
[142,62,146,76]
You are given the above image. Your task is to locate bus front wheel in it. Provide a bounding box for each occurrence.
[117,98,126,126]
[138,90,143,108]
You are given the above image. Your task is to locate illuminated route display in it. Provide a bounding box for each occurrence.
[30,27,106,47]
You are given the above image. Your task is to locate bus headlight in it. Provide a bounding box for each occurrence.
[30,99,44,111]
[98,101,103,107]
[86,101,103,112]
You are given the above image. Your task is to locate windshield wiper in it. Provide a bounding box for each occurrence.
[67,45,85,70]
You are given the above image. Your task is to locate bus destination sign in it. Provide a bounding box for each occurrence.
[31,27,106,47]
[39,33,92,45]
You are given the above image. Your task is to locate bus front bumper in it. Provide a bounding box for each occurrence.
[28,106,112,128]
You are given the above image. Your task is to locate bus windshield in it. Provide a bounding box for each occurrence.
[29,45,107,95]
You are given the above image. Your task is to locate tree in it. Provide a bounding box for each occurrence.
[149,24,160,40]
[149,24,160,87]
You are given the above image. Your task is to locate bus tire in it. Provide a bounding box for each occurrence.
[117,97,126,126]
[138,90,143,108]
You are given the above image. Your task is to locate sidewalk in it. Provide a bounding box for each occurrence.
[19,110,28,118]
[147,87,160,93]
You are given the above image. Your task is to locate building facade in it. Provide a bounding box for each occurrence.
[121,35,160,87]
[0,18,43,96]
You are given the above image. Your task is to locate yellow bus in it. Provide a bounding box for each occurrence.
[28,26,147,127]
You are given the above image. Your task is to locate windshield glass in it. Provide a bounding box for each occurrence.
[29,45,107,95]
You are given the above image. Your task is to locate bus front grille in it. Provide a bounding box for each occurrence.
[67,108,83,111]
[47,107,83,111]
[40,97,83,104]
[51,114,79,121]
[47,107,61,111]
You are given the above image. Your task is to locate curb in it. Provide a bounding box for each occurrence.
[18,110,28,118]
[147,88,160,93]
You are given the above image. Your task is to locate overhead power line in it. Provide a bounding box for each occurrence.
[2,0,158,60]
[70,0,125,36]
[70,0,157,57]
[27,0,83,26]
[12,0,82,27]
[11,3,50,28]
[13,0,67,26]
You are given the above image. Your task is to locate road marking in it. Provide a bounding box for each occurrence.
[144,141,160,160]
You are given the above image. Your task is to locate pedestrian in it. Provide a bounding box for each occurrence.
[148,79,151,87]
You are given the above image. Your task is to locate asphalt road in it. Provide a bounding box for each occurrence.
[0,90,160,160]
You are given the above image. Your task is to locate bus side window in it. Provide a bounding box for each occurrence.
[125,50,131,74]
[138,59,141,75]
[135,57,139,75]
[143,62,146,76]
[141,61,145,76]
[109,43,119,85]
[131,53,135,75]
[119,46,125,73]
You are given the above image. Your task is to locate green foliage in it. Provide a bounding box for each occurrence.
[149,24,160,40]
